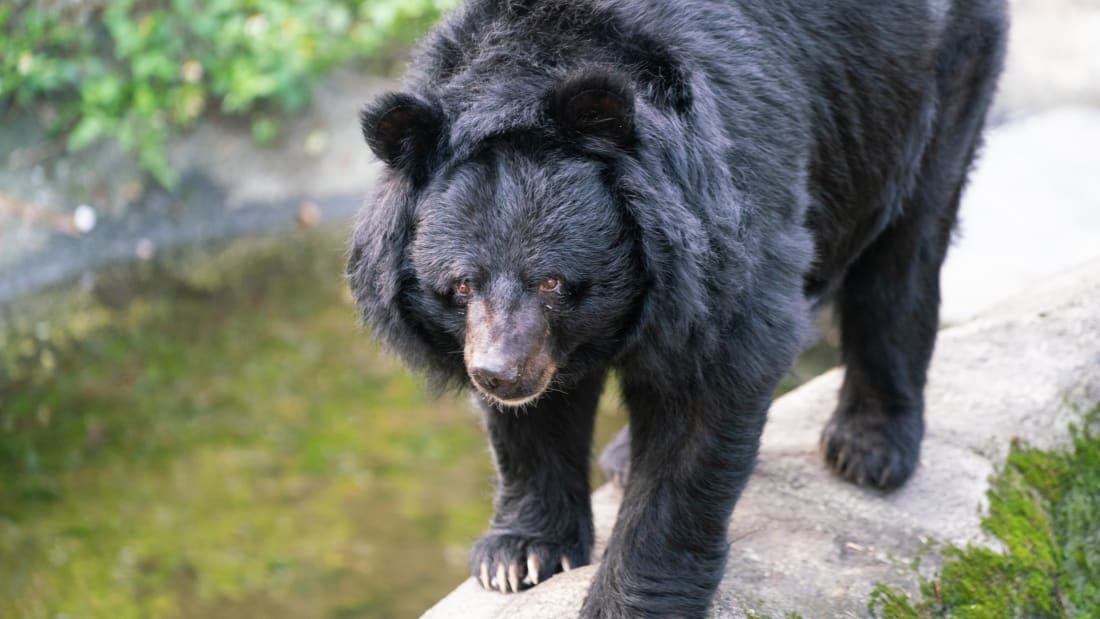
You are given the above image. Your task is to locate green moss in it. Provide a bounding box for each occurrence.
[870,404,1100,618]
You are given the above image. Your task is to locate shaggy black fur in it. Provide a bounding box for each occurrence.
[347,0,1006,616]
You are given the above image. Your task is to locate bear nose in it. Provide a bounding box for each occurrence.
[469,360,521,394]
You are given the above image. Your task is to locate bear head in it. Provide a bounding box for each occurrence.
[349,70,653,406]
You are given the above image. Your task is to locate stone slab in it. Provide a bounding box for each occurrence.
[941,106,1100,323]
[423,260,1100,618]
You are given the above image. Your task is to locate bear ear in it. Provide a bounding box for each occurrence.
[360,93,445,178]
[550,70,635,148]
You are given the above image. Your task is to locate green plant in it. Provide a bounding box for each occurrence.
[1,0,457,186]
[869,404,1100,618]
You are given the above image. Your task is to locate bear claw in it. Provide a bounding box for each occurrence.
[479,561,490,590]
[527,555,540,585]
[471,532,587,594]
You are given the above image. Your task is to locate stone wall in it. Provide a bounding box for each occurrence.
[423,260,1100,618]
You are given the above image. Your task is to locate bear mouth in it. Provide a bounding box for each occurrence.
[470,363,557,407]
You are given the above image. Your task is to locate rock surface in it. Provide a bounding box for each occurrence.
[994,0,1100,119]
[423,260,1100,619]
[941,106,1100,323]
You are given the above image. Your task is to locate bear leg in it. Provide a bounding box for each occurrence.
[471,370,604,592]
[822,20,1004,489]
[583,371,785,618]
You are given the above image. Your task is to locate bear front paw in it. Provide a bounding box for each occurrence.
[471,532,587,593]
[820,408,922,490]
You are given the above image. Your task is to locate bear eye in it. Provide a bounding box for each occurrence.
[538,276,563,294]
[453,278,473,304]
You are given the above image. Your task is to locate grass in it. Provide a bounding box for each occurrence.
[869,404,1100,618]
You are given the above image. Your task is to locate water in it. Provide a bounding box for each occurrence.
[1,229,497,618]
[0,226,835,618]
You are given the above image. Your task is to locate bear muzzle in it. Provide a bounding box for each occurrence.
[464,298,556,406]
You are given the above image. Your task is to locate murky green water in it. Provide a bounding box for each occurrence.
[0,227,834,618]
[1,230,489,618]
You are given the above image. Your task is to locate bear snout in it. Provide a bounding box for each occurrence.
[468,355,522,395]
[464,299,556,406]
[466,340,557,406]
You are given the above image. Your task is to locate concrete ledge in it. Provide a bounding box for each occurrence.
[423,259,1100,618]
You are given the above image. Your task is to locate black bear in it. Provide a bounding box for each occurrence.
[347,0,1006,616]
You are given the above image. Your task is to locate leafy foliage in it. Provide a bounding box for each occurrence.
[0,0,457,186]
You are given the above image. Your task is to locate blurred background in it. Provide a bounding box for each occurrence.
[0,1,1097,617]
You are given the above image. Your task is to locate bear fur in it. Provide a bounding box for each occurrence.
[347,0,1007,616]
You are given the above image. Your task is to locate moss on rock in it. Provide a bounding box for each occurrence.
[870,404,1100,618]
